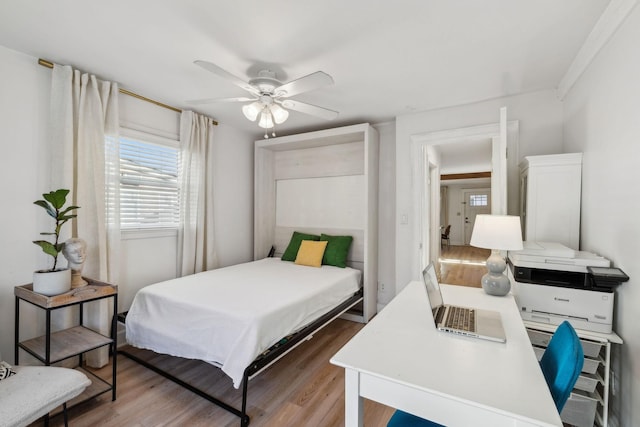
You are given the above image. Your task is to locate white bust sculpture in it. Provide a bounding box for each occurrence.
[62,238,88,288]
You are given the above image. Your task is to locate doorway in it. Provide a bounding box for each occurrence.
[462,188,491,244]
[440,181,493,286]
[412,108,519,285]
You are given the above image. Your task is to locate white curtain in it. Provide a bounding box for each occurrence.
[177,110,218,276]
[49,64,120,367]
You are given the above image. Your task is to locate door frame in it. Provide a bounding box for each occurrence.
[411,118,519,277]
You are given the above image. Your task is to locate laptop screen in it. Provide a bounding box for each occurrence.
[422,263,444,313]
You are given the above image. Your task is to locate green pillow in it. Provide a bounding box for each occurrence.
[320,234,353,268]
[281,231,320,261]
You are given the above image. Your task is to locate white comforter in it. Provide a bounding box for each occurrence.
[125,258,361,388]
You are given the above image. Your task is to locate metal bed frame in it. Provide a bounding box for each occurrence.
[118,289,363,426]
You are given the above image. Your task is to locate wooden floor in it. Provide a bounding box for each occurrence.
[40,319,395,427]
[437,244,490,288]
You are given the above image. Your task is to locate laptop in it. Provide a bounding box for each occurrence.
[422,263,506,343]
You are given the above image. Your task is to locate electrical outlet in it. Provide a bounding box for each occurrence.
[379,282,385,292]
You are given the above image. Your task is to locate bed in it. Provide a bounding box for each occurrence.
[123,124,378,426]
[122,256,363,425]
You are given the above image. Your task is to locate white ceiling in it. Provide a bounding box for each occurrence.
[0,0,610,138]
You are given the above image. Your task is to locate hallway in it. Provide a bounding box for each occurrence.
[437,245,491,288]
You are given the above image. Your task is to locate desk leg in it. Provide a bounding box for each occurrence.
[344,369,364,427]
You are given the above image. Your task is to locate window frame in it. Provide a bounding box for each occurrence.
[468,193,489,207]
[118,127,180,239]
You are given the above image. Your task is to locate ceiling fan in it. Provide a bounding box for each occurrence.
[188,60,339,137]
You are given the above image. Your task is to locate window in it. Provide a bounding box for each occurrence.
[116,129,180,230]
[469,194,488,207]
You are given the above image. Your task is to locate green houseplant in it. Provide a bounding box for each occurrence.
[32,189,80,295]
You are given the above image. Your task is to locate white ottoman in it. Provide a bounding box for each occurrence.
[0,366,90,427]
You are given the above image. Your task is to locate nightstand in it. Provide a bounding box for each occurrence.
[14,278,118,409]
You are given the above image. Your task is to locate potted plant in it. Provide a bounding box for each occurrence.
[32,189,80,295]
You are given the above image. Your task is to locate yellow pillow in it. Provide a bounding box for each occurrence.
[295,240,328,267]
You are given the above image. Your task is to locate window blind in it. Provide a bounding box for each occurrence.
[119,136,180,229]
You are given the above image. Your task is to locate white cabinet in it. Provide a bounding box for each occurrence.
[254,123,379,323]
[519,153,582,249]
[525,321,622,427]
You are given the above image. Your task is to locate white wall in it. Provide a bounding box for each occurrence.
[439,139,492,175]
[0,46,52,362]
[211,123,255,268]
[562,5,640,425]
[394,89,564,294]
[372,121,395,307]
[0,45,255,362]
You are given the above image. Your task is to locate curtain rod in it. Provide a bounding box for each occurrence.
[38,58,218,126]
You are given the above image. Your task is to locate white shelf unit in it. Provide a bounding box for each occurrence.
[254,123,379,323]
[524,321,622,427]
[519,153,582,250]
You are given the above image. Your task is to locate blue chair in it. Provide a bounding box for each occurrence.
[539,321,584,411]
[387,410,444,427]
[387,321,583,426]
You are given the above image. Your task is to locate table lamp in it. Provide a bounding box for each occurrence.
[470,214,523,296]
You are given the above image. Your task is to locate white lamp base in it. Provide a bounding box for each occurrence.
[481,249,511,296]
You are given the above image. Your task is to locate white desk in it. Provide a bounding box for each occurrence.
[330,282,563,427]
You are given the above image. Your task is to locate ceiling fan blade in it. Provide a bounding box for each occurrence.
[275,71,334,98]
[194,60,259,95]
[186,96,256,105]
[281,100,339,120]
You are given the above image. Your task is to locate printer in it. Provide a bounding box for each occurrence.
[508,242,616,334]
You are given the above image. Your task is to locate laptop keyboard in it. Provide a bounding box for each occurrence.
[445,306,476,332]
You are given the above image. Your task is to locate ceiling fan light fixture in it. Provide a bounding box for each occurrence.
[242,101,262,121]
[258,109,275,129]
[270,103,289,124]
[191,61,338,129]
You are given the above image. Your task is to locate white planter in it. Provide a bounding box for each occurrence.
[33,268,71,296]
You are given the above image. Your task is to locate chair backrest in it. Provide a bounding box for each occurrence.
[442,225,451,237]
[539,321,584,412]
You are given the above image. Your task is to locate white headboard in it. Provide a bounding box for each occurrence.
[273,174,365,270]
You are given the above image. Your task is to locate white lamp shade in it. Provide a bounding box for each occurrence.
[270,103,289,124]
[242,102,262,121]
[258,110,274,129]
[470,214,523,251]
